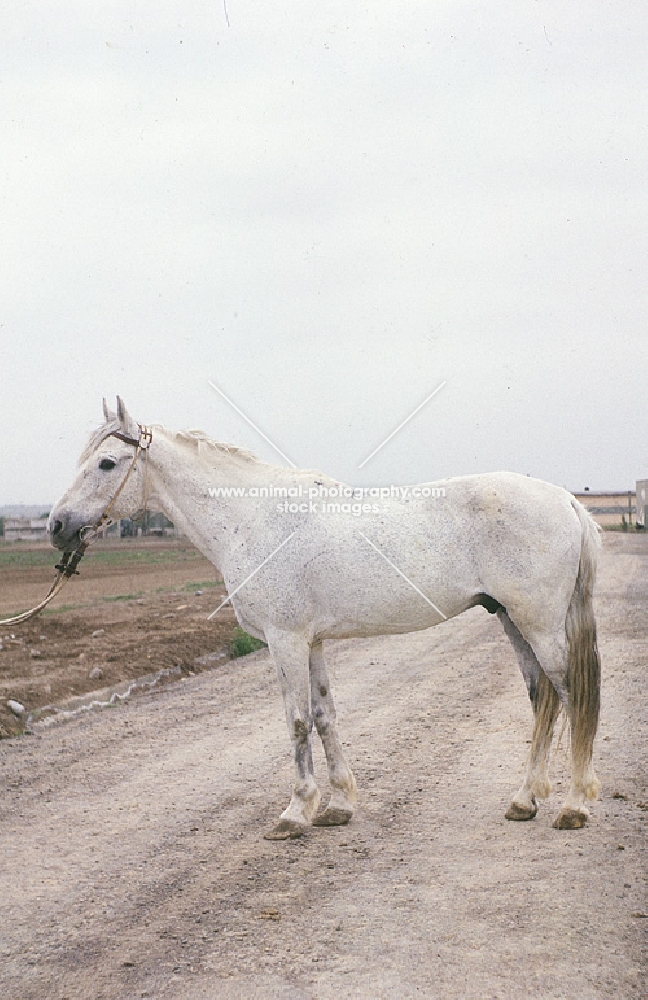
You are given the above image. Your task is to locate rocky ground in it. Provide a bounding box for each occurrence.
[0,540,238,738]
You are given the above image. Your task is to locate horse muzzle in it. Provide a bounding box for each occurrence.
[48,511,88,552]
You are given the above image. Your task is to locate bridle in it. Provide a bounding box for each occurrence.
[78,425,154,540]
[0,424,153,626]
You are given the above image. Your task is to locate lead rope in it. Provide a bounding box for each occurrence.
[0,425,152,627]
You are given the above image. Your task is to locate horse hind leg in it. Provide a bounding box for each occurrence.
[523,513,602,830]
[546,501,601,829]
[309,641,357,827]
[497,610,561,821]
[522,628,600,830]
[527,627,600,831]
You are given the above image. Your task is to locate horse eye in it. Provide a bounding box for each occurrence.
[99,458,116,471]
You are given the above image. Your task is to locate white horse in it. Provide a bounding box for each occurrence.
[49,398,601,838]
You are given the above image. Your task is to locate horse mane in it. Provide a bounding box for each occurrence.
[173,429,263,466]
[78,421,264,468]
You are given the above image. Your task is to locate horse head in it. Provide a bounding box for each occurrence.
[48,397,150,551]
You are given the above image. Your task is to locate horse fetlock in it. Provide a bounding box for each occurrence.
[531,776,551,799]
[327,790,355,814]
[333,770,357,803]
[580,771,601,800]
[286,781,321,823]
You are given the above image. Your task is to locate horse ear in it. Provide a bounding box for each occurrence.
[103,398,117,422]
[115,396,139,437]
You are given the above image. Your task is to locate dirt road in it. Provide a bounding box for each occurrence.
[0,534,646,999]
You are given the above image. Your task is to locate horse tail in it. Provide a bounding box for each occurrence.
[565,499,602,798]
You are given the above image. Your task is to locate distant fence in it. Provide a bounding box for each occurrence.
[572,491,637,529]
[636,480,647,529]
[0,513,180,542]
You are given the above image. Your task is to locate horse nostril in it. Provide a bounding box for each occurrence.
[52,520,63,535]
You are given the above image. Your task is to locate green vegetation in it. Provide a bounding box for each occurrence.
[0,544,204,568]
[182,580,220,591]
[82,546,203,566]
[0,549,64,567]
[41,603,83,615]
[229,627,268,658]
[103,593,143,602]
[41,592,141,613]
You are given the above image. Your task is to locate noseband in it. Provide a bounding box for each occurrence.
[0,425,153,626]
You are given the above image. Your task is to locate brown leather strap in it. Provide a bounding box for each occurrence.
[92,425,152,529]
[109,431,140,447]
[109,425,152,450]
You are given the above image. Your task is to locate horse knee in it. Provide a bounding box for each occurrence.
[293,717,310,742]
[313,705,332,735]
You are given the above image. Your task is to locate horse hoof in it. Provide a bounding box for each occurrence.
[553,808,588,830]
[263,819,308,841]
[505,799,537,822]
[312,807,353,827]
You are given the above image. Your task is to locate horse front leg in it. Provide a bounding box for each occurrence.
[264,628,321,840]
[310,641,357,826]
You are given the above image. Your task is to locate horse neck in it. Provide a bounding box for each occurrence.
[146,431,278,562]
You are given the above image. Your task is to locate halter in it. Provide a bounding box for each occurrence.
[81,425,153,538]
[0,424,153,626]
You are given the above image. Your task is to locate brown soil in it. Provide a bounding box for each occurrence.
[0,533,646,999]
[0,540,239,738]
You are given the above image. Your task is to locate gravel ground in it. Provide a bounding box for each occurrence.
[0,532,645,999]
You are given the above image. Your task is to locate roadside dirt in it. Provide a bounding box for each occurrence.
[0,533,646,999]
[0,541,238,738]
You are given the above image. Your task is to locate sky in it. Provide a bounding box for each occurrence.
[1,1,646,504]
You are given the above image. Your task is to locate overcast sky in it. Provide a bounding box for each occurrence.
[1,1,646,504]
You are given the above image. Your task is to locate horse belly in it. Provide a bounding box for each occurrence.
[308,556,475,641]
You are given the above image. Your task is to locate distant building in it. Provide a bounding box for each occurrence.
[0,513,179,541]
[3,517,50,541]
[119,513,178,537]
[636,480,647,529]
[572,490,636,529]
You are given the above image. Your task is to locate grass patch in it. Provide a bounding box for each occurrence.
[0,545,205,569]
[84,548,204,566]
[41,603,88,615]
[0,550,62,567]
[28,591,143,614]
[102,593,143,602]
[229,627,268,658]
[182,580,220,591]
